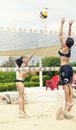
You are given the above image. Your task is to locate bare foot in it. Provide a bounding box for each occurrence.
[68,103,73,112]
[19,112,29,118]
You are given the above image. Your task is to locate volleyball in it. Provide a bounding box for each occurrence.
[40,10,48,19]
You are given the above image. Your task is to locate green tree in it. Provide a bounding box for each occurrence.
[42,57,60,67]
[1,56,16,67]
[36,57,60,67]
[70,62,76,67]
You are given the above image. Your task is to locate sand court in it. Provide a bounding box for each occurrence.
[0,102,76,130]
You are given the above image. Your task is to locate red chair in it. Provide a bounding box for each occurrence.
[72,74,76,83]
[46,75,60,90]
[72,74,76,89]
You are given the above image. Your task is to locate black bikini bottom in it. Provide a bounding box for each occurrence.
[15,79,24,83]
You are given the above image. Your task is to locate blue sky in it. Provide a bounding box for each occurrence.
[0,0,76,32]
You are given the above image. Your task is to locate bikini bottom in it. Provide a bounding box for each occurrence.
[15,79,24,83]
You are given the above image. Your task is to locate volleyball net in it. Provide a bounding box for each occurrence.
[0,28,60,57]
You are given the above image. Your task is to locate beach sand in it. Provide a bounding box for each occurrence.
[0,102,76,130]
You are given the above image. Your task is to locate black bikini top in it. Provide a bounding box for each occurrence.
[58,49,71,57]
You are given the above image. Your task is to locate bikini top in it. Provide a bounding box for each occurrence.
[58,48,71,57]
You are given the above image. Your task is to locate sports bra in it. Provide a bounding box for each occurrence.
[58,49,71,57]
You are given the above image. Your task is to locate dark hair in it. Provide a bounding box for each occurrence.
[66,37,74,48]
[15,56,23,67]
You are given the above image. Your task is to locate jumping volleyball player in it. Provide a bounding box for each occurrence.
[58,18,74,112]
[15,46,38,118]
